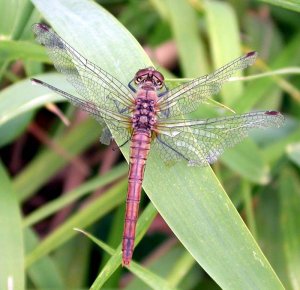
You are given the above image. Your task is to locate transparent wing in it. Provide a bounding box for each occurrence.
[32,23,134,144]
[157,52,257,118]
[153,111,284,166]
[31,78,132,144]
[32,23,135,112]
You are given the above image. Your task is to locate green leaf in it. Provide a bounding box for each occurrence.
[0,40,49,63]
[255,186,292,289]
[165,0,208,76]
[263,126,300,165]
[13,117,100,202]
[0,0,21,36]
[90,203,158,289]
[221,139,270,184]
[76,227,177,290]
[23,163,127,227]
[260,0,300,13]
[0,73,66,128]
[25,228,64,289]
[165,250,196,288]
[0,162,24,290]
[143,154,284,289]
[279,168,300,289]
[126,246,199,290]
[204,0,243,105]
[286,142,300,167]
[241,181,257,239]
[0,74,66,146]
[25,179,127,268]
[0,111,34,147]
[234,33,300,112]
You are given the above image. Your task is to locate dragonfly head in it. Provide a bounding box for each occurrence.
[134,67,164,90]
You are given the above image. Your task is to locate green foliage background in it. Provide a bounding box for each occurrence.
[0,0,299,289]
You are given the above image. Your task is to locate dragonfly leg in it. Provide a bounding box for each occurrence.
[112,138,130,151]
[158,85,169,98]
[128,79,137,93]
[119,138,130,148]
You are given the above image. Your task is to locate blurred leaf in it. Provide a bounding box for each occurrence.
[279,167,300,290]
[260,0,300,13]
[0,162,24,290]
[25,179,127,268]
[10,0,34,40]
[90,203,158,289]
[53,236,90,288]
[241,181,257,238]
[149,0,169,21]
[221,139,270,184]
[13,118,100,202]
[286,142,300,167]
[23,163,127,227]
[98,204,125,288]
[234,33,300,112]
[165,0,208,76]
[0,0,34,80]
[166,249,196,288]
[263,126,300,165]
[25,228,64,289]
[204,0,243,105]
[244,11,283,61]
[255,188,292,289]
[0,40,49,63]
[0,111,34,147]
[0,73,66,128]
[0,0,21,36]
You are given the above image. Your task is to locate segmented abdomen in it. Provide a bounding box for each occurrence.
[122,130,151,266]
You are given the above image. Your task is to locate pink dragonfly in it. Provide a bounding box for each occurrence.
[31,23,284,266]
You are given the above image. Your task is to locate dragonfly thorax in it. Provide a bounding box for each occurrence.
[132,98,157,131]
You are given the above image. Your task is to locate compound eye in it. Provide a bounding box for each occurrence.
[156,80,163,88]
[136,76,142,83]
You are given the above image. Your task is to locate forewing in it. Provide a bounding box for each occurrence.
[157,52,257,118]
[32,23,134,145]
[153,111,284,166]
[31,78,132,144]
[32,23,134,114]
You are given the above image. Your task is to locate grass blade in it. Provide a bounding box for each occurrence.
[25,179,127,268]
[90,203,158,289]
[0,162,24,290]
[260,0,300,13]
[279,168,300,289]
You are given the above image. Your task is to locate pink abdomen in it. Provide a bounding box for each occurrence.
[122,130,151,266]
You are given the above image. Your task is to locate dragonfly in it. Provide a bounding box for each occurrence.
[31,23,284,266]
